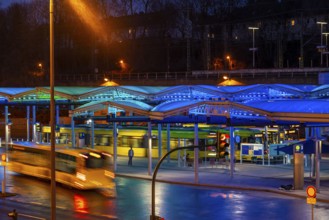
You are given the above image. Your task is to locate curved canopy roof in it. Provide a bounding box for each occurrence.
[1,84,329,125]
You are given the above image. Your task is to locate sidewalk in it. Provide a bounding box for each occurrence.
[115,156,329,203]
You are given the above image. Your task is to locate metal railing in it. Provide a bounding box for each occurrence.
[52,67,328,85]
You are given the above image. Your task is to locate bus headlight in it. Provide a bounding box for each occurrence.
[76,172,86,181]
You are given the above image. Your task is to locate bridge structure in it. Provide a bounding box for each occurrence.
[52,67,329,86]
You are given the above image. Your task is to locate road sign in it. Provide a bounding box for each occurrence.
[306,185,317,220]
[306,186,317,198]
[307,197,316,205]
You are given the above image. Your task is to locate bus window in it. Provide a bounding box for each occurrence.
[56,152,76,174]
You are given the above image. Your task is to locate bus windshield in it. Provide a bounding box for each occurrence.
[85,152,105,169]
[86,157,104,168]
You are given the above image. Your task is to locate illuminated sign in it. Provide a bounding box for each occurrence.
[306,186,316,198]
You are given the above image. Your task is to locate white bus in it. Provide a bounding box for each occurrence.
[7,142,116,193]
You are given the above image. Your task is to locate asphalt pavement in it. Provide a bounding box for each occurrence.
[115,156,329,203]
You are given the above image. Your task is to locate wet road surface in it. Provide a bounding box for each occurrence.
[1,172,329,219]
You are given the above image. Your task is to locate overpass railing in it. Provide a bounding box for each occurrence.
[54,67,328,85]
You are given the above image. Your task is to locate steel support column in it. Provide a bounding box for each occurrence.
[148,122,152,175]
[229,126,235,177]
[157,124,162,159]
[26,106,30,142]
[166,124,170,163]
[194,123,199,183]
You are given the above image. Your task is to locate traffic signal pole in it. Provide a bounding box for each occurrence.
[151,145,200,220]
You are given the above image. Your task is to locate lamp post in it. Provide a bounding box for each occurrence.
[49,0,56,219]
[317,21,327,66]
[323,32,329,67]
[226,56,231,70]
[248,27,259,68]
[226,56,232,81]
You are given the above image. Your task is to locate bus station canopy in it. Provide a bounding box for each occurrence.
[1,84,329,125]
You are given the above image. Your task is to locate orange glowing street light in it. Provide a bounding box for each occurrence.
[49,1,106,218]
[68,0,106,41]
[226,56,232,70]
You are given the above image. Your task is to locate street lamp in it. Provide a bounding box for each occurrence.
[317,21,327,66]
[226,56,230,69]
[49,0,56,219]
[323,32,329,67]
[248,26,259,68]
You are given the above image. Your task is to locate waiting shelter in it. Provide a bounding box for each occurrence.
[1,84,329,185]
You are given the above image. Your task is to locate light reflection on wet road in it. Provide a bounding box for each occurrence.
[2,172,329,220]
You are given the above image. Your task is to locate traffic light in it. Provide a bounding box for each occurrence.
[36,122,41,132]
[217,133,229,158]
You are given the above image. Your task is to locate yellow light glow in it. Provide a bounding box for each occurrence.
[102,152,113,158]
[76,172,86,181]
[68,0,106,41]
[79,153,88,159]
[100,81,119,86]
[89,152,101,158]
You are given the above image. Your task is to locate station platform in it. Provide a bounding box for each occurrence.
[115,156,329,203]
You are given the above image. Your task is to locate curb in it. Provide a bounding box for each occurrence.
[0,192,17,198]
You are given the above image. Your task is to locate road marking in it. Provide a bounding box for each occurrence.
[18,213,46,220]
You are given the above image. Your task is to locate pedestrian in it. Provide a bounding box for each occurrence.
[182,153,187,167]
[186,153,192,167]
[128,146,134,166]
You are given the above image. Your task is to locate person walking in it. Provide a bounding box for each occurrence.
[128,146,134,166]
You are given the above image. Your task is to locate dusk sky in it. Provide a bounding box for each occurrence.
[0,0,28,8]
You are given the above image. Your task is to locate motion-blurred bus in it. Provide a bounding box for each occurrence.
[7,142,116,193]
